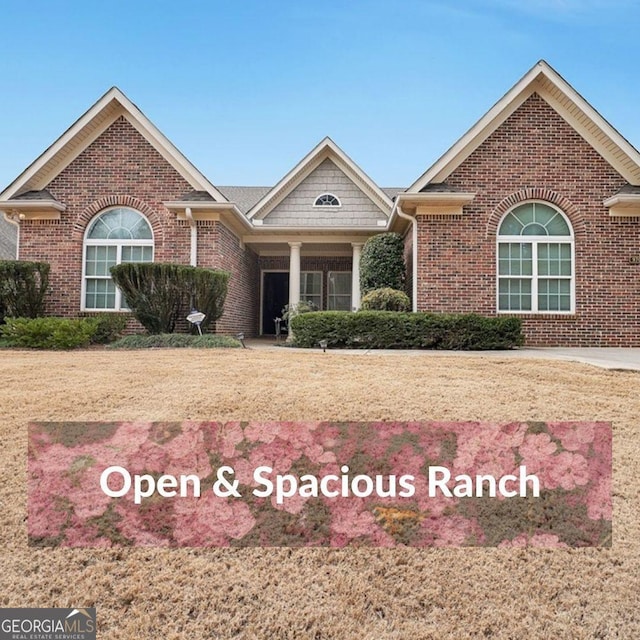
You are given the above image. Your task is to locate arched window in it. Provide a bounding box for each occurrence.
[82,207,153,310]
[313,193,341,207]
[497,202,574,313]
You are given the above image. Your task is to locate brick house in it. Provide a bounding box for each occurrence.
[1,60,639,346]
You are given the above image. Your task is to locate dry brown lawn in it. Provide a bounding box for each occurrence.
[1,348,639,639]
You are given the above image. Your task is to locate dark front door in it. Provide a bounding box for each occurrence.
[262,272,289,334]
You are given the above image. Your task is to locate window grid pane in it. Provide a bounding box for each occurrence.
[85,279,116,309]
[85,245,117,276]
[328,272,352,311]
[498,278,532,311]
[538,243,571,277]
[498,243,532,276]
[300,272,322,309]
[538,278,571,311]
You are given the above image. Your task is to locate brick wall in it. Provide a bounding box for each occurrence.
[215,223,259,336]
[17,116,259,336]
[415,93,639,346]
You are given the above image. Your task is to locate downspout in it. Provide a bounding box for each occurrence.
[395,203,418,312]
[185,207,197,267]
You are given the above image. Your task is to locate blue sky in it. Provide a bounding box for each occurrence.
[2,0,640,189]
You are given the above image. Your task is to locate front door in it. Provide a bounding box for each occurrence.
[262,272,289,335]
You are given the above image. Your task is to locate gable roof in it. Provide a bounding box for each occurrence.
[408,60,640,192]
[246,137,394,220]
[0,87,228,202]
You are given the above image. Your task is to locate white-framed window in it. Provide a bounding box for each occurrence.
[497,201,574,313]
[82,207,154,310]
[300,271,322,309]
[313,193,341,207]
[328,271,352,310]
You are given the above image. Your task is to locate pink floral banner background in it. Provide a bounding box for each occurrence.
[28,421,611,548]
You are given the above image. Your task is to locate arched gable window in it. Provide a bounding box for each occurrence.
[497,202,574,313]
[82,207,153,310]
[313,193,341,207]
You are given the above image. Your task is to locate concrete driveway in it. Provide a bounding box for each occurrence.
[246,340,640,372]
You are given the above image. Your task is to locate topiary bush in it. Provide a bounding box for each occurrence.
[1,317,97,349]
[0,260,50,320]
[110,263,230,334]
[360,287,411,312]
[290,311,523,350]
[359,233,406,295]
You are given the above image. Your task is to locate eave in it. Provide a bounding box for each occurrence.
[0,199,66,221]
[163,200,252,238]
[395,192,476,216]
[603,193,640,217]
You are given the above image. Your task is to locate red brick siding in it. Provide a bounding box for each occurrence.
[214,223,260,336]
[259,256,353,312]
[415,93,639,346]
[19,116,193,327]
[17,116,263,336]
[402,228,413,306]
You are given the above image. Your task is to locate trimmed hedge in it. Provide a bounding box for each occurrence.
[110,263,230,334]
[290,311,524,350]
[107,334,241,349]
[0,260,50,320]
[1,317,97,349]
[359,233,406,294]
[360,287,411,312]
[88,314,129,344]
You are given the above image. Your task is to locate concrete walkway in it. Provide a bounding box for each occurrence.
[245,339,640,372]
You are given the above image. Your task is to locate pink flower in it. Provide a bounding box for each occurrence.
[549,422,595,452]
[244,421,277,444]
[546,451,590,490]
[219,421,245,459]
[329,500,376,543]
[519,433,557,475]
[421,515,484,547]
[586,476,612,521]
[173,494,256,546]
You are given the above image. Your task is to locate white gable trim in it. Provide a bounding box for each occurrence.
[408,60,640,192]
[0,87,229,203]
[246,137,393,220]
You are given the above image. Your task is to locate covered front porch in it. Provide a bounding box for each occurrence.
[244,236,367,335]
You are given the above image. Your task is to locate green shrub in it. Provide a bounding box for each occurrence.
[290,311,523,350]
[359,233,406,295]
[107,334,241,349]
[1,317,97,349]
[360,287,411,312]
[0,260,50,319]
[109,263,230,334]
[281,300,318,325]
[87,314,129,344]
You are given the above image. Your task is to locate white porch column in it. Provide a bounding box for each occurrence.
[351,242,363,310]
[288,242,302,310]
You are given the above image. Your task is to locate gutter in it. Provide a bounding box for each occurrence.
[185,207,197,266]
[393,201,418,312]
